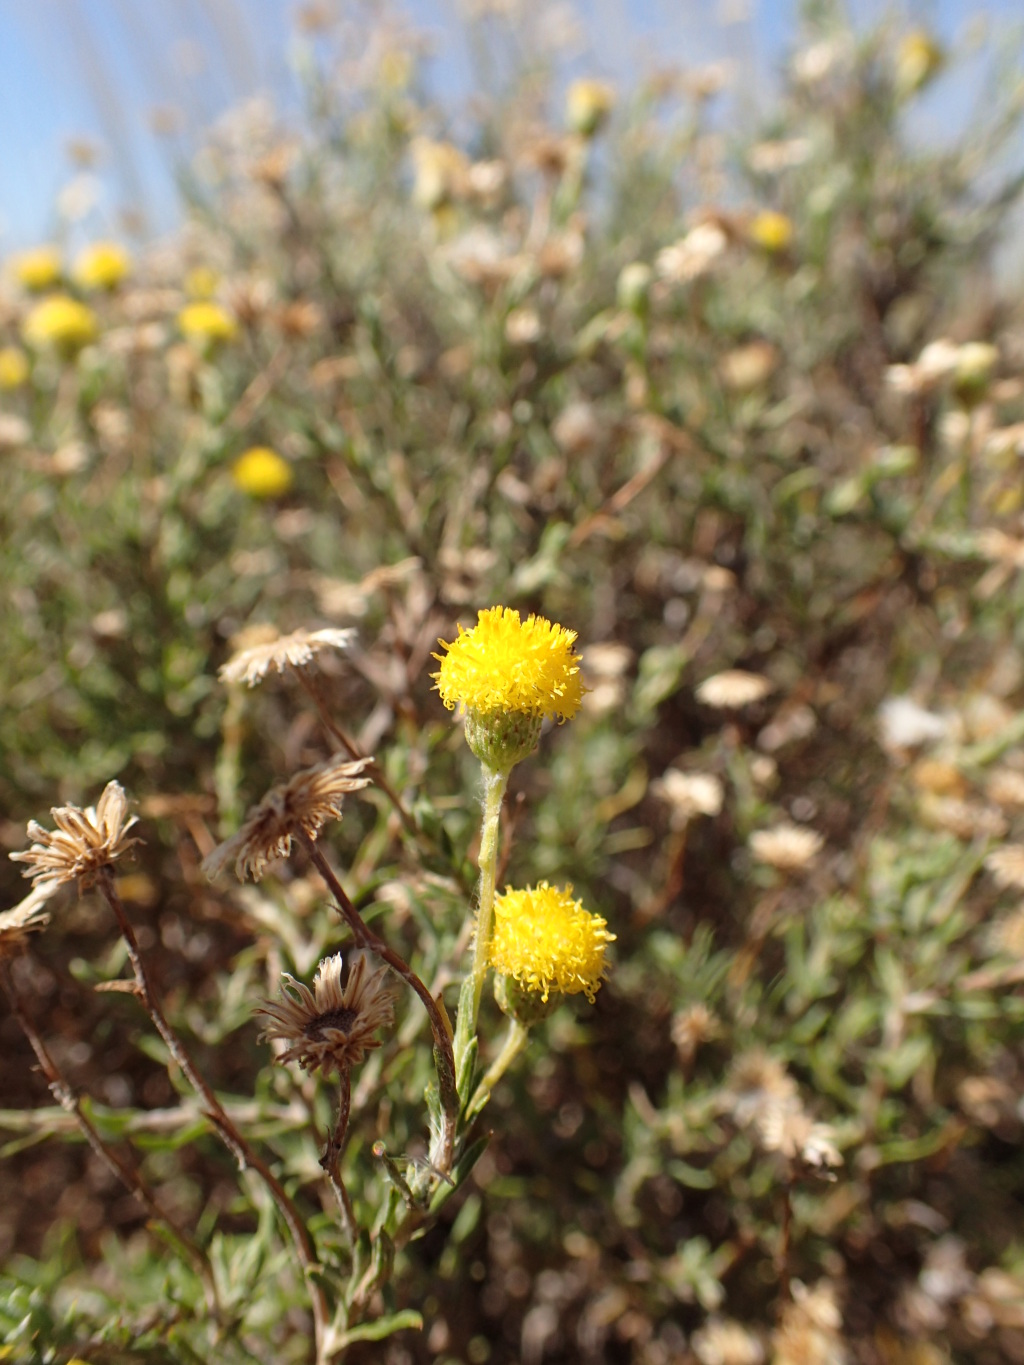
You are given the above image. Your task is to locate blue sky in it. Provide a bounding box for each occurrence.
[0,1,1020,251]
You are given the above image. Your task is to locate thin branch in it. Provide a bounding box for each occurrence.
[0,959,220,1318]
[95,869,329,1364]
[297,833,458,1173]
[319,1069,357,1244]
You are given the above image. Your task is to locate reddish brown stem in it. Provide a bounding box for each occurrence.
[0,959,221,1318]
[297,834,458,1173]
[320,1069,357,1243]
[95,869,329,1363]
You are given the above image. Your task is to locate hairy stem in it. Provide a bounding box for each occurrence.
[467,1018,530,1119]
[453,765,508,1086]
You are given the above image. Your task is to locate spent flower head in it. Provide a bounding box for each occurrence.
[255,951,394,1076]
[202,755,373,882]
[489,881,614,1006]
[433,605,584,768]
[11,781,140,890]
[219,625,356,687]
[0,881,60,960]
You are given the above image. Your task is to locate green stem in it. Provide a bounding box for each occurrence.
[467,1019,530,1119]
[454,764,509,1083]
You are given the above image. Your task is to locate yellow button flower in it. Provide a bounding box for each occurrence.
[434,606,584,769]
[896,30,943,98]
[10,246,62,291]
[489,882,614,1003]
[231,446,293,498]
[0,346,29,389]
[72,240,132,291]
[434,606,583,721]
[566,79,615,137]
[184,265,220,300]
[748,210,794,254]
[178,301,238,346]
[23,295,98,353]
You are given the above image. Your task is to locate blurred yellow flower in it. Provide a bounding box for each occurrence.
[748,210,794,254]
[490,882,614,1002]
[10,245,62,291]
[433,606,584,723]
[231,446,293,498]
[566,79,615,137]
[0,346,29,389]
[896,30,943,97]
[185,265,220,300]
[411,137,469,211]
[23,295,98,352]
[178,300,238,346]
[72,240,132,291]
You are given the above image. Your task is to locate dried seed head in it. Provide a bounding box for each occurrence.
[0,880,59,959]
[255,952,395,1076]
[11,781,140,890]
[696,669,773,709]
[749,823,823,871]
[219,626,356,687]
[986,846,1024,891]
[202,755,373,882]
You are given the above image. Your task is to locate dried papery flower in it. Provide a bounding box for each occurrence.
[723,1048,839,1168]
[671,1002,721,1064]
[255,952,394,1076]
[655,222,728,284]
[749,823,823,871]
[0,880,60,959]
[11,781,140,890]
[878,696,952,752]
[652,769,724,829]
[696,669,773,709]
[219,626,356,687]
[691,1317,765,1365]
[202,756,373,882]
[918,795,1006,841]
[985,846,1024,891]
[772,1281,846,1365]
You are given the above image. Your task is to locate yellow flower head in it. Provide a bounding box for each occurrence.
[566,79,616,137]
[489,882,614,1003]
[748,210,794,254]
[411,137,470,212]
[231,446,293,498]
[178,300,238,346]
[0,346,29,389]
[184,265,220,300]
[434,606,584,769]
[434,606,583,721]
[10,246,62,291]
[896,30,944,98]
[72,240,132,291]
[23,295,98,353]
